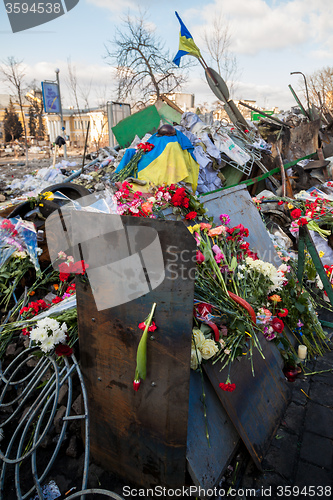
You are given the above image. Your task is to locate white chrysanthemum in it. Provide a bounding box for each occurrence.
[30,327,47,343]
[37,318,59,331]
[52,329,67,344]
[40,337,55,353]
[246,256,287,291]
[29,318,68,354]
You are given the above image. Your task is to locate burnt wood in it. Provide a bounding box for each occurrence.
[76,215,196,488]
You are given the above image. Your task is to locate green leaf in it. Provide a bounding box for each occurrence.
[230,256,237,271]
[200,323,212,335]
[295,302,305,313]
[136,330,148,380]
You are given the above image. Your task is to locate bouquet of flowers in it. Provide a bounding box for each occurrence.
[114,181,208,220]
[188,212,329,387]
[110,142,155,183]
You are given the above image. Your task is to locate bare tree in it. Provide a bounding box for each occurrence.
[0,57,29,166]
[202,11,241,98]
[306,66,333,109]
[67,59,86,147]
[27,80,45,144]
[105,12,192,107]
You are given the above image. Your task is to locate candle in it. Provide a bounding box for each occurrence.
[298,345,307,360]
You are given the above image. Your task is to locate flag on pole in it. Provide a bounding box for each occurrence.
[173,11,201,66]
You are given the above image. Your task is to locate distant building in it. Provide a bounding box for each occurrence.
[45,106,109,148]
[213,100,256,121]
[150,92,195,112]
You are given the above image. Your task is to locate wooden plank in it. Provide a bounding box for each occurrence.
[204,338,291,469]
[76,215,196,488]
[186,370,240,489]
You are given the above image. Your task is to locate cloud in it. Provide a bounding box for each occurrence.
[86,0,153,13]
[0,60,116,108]
[185,0,333,56]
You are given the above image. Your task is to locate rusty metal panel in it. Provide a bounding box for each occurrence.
[201,185,280,265]
[204,338,291,469]
[76,215,196,488]
[186,370,240,489]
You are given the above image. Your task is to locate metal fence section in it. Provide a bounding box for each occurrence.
[0,349,90,499]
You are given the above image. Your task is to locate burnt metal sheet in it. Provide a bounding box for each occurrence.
[76,215,196,489]
[201,185,281,266]
[204,338,291,469]
[186,370,240,489]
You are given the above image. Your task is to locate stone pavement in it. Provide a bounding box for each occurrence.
[236,339,333,499]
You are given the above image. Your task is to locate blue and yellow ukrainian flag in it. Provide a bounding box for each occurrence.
[114,129,199,192]
[173,11,201,66]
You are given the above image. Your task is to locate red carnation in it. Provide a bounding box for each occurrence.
[52,296,63,304]
[138,321,157,332]
[271,317,284,334]
[291,208,302,219]
[185,211,197,220]
[219,382,236,392]
[297,217,308,226]
[55,344,73,357]
[278,201,284,205]
[59,272,70,282]
[278,308,288,318]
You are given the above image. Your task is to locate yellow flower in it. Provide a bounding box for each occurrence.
[187,224,200,234]
[319,251,325,258]
[39,203,44,207]
[43,191,54,201]
[288,203,294,210]
[269,294,282,303]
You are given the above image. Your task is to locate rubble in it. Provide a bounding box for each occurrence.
[1,99,333,498]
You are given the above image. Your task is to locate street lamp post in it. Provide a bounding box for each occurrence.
[55,68,68,160]
[290,71,311,120]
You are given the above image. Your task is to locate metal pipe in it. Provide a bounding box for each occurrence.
[63,158,99,183]
[290,71,311,119]
[55,68,68,160]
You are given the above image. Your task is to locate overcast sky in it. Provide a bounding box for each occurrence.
[1,0,333,112]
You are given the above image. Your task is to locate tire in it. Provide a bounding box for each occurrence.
[8,183,91,220]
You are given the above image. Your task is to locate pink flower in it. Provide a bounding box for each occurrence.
[194,232,201,246]
[208,225,226,237]
[196,250,205,263]
[212,244,224,263]
[219,214,230,224]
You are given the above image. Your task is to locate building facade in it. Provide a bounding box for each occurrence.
[45,107,109,149]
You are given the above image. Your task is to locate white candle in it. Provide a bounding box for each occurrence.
[298,345,307,360]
